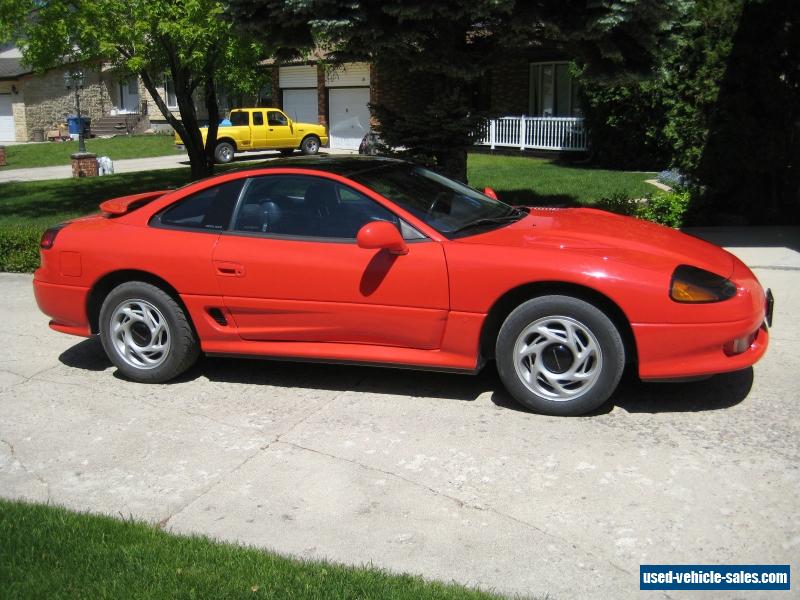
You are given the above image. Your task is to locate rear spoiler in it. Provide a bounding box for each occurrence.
[100,191,169,216]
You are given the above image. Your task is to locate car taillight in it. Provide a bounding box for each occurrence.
[40,225,65,250]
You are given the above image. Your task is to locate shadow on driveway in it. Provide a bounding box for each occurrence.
[59,338,753,415]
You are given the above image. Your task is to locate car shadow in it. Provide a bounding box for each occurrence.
[59,338,754,415]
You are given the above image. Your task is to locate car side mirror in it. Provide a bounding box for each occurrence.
[357,221,408,255]
[483,187,499,200]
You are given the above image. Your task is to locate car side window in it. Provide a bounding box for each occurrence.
[230,111,249,126]
[267,111,288,127]
[155,179,245,231]
[253,111,264,126]
[231,175,412,240]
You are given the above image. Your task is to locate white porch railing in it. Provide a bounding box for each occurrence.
[477,116,588,152]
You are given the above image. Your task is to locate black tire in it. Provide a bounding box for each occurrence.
[214,141,235,164]
[300,135,321,155]
[99,281,200,383]
[495,295,625,416]
[279,149,295,156]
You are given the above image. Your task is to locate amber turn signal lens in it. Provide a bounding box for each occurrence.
[670,265,737,303]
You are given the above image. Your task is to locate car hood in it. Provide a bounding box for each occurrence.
[458,207,735,278]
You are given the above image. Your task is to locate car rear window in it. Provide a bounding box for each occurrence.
[230,111,249,126]
[155,179,245,231]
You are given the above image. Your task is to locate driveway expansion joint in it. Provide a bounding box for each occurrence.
[0,437,50,497]
[279,439,634,579]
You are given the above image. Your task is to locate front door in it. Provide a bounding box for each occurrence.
[118,78,139,114]
[212,174,449,349]
[265,110,294,147]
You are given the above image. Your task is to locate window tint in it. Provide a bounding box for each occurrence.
[230,111,249,126]
[253,111,264,126]
[232,175,405,240]
[267,111,288,127]
[157,179,245,231]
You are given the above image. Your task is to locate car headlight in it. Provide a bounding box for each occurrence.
[670,265,737,303]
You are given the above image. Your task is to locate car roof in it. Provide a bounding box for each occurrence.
[232,155,406,178]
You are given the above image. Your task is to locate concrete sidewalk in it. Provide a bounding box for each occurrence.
[1,228,798,600]
[0,149,358,183]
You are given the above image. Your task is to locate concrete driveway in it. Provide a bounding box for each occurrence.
[1,228,798,600]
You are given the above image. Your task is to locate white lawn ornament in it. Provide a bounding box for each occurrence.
[98,156,114,176]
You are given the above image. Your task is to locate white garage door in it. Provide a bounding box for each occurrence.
[328,87,370,150]
[0,94,14,142]
[282,89,318,125]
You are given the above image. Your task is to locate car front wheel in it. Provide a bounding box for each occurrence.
[495,295,625,416]
[99,282,199,383]
[300,135,321,155]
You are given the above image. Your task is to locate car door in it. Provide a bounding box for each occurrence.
[212,174,450,349]
[146,177,246,293]
[250,110,268,148]
[265,110,294,147]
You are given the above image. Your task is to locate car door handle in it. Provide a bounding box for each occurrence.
[214,261,245,277]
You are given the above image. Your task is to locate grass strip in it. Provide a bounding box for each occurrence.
[0,498,511,600]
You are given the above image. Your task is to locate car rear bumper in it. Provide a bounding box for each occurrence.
[33,277,92,337]
[635,315,768,380]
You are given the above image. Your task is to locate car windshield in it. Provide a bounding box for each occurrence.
[350,163,523,238]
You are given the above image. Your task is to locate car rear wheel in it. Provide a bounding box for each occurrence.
[214,142,235,164]
[99,282,199,383]
[300,135,320,155]
[495,295,625,416]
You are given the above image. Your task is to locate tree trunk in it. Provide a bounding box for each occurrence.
[203,65,221,170]
[139,69,212,180]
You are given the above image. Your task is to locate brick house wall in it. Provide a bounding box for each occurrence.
[20,67,113,140]
[489,56,530,116]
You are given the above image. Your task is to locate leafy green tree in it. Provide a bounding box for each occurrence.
[0,0,266,179]
[228,0,676,182]
[663,0,799,223]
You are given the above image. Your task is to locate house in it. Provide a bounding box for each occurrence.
[1,40,587,153]
[0,44,148,142]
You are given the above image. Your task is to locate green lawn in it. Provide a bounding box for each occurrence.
[0,153,656,271]
[0,499,510,600]
[468,153,656,205]
[0,135,179,169]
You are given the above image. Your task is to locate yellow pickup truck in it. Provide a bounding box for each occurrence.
[174,108,329,163]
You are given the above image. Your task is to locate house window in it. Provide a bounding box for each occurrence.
[529,62,581,117]
[164,75,178,109]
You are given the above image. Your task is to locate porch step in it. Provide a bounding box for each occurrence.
[92,113,143,137]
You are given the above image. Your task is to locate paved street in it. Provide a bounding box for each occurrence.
[1,228,798,600]
[0,148,358,183]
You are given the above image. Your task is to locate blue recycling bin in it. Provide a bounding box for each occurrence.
[67,116,90,135]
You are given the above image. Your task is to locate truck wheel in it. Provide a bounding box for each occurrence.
[214,142,235,164]
[300,135,321,155]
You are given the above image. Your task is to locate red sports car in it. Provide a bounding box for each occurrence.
[33,157,772,415]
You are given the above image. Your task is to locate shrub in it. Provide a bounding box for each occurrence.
[595,192,640,217]
[0,225,42,272]
[597,189,691,229]
[655,169,690,190]
[637,189,691,228]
